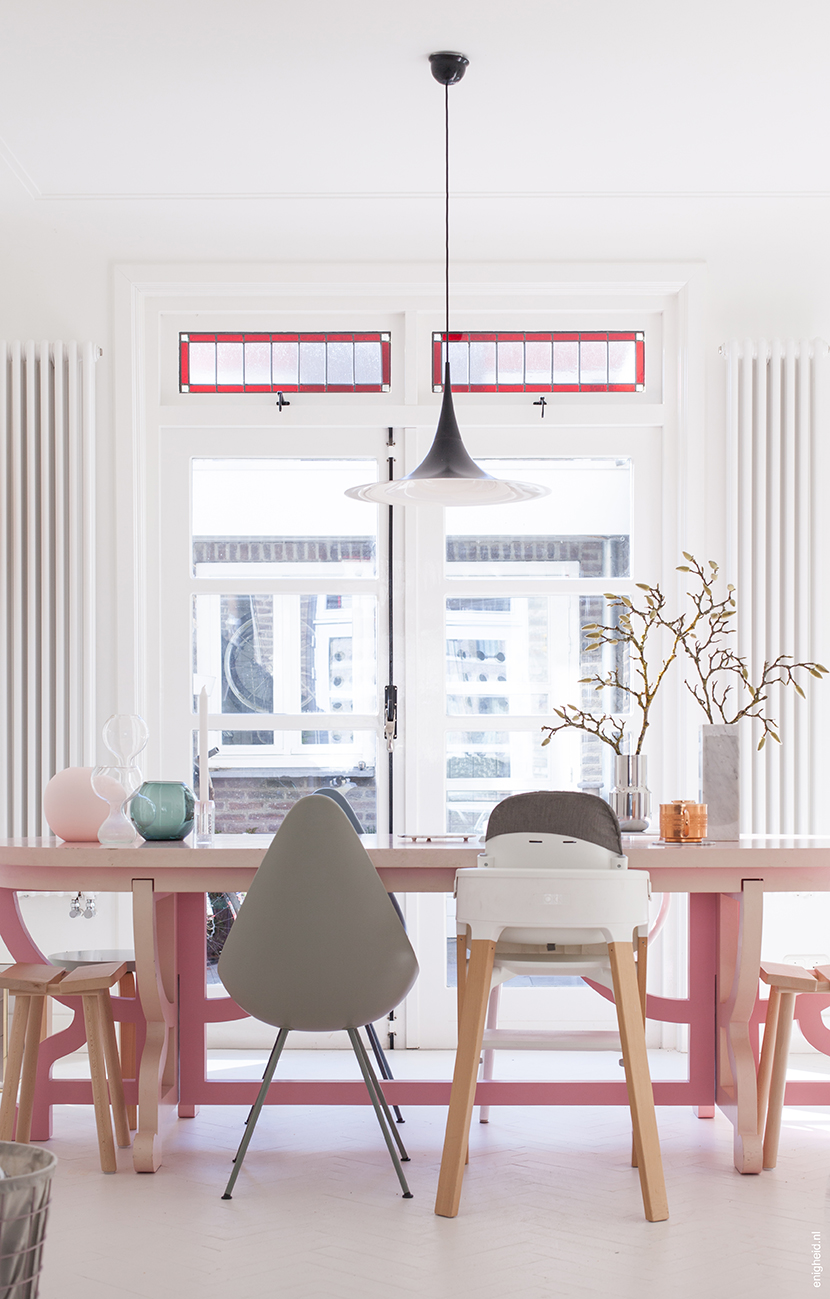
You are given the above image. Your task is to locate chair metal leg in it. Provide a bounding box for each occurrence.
[222,1027,289,1200]
[364,1021,404,1123]
[347,1028,413,1198]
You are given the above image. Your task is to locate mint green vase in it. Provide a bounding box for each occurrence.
[130,781,195,841]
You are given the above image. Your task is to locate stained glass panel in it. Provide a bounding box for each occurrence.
[433,331,645,392]
[180,332,391,393]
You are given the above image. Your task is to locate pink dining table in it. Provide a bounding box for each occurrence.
[1,833,828,1174]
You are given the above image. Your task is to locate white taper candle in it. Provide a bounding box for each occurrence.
[199,686,209,804]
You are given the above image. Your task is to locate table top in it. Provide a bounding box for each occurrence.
[2,834,830,893]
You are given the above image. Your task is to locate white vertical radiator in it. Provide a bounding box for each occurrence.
[0,341,97,837]
[724,338,830,835]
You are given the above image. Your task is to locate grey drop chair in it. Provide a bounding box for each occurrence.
[217,794,419,1199]
[311,786,406,1122]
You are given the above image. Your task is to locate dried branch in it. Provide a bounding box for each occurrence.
[675,554,828,749]
[541,578,705,756]
[541,551,828,758]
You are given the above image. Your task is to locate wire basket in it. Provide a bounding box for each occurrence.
[0,1143,57,1299]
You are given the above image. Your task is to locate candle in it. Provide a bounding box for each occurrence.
[199,686,209,804]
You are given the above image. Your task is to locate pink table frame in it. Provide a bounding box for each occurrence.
[1,835,828,1174]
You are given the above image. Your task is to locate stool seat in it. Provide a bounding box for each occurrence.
[0,965,67,994]
[59,962,129,993]
[0,960,131,1171]
[48,949,136,973]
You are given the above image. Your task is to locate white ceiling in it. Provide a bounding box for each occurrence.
[2,0,829,202]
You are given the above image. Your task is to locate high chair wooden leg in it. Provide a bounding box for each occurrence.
[16,996,46,1143]
[762,989,797,1170]
[609,940,668,1222]
[479,984,501,1124]
[632,934,648,1168]
[83,993,117,1173]
[435,938,496,1219]
[0,995,29,1140]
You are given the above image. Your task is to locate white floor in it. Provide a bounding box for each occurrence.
[30,1050,830,1299]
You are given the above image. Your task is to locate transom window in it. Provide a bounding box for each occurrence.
[180,332,391,393]
[432,331,644,393]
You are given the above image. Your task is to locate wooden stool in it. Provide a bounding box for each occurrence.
[0,961,131,1173]
[49,949,137,1130]
[757,960,830,1169]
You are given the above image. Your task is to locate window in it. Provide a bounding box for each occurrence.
[430,453,654,832]
[157,446,387,834]
[433,331,644,392]
[180,332,391,393]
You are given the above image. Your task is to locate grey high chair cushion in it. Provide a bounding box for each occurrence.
[485,790,623,855]
[218,795,419,1032]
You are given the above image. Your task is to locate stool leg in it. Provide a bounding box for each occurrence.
[763,989,796,1170]
[119,972,137,1131]
[83,994,117,1173]
[0,996,30,1140]
[16,996,46,1144]
[99,992,131,1149]
[757,986,781,1135]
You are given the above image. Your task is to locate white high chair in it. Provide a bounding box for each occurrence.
[434,790,668,1222]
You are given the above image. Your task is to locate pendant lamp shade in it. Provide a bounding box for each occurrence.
[345,366,550,506]
[344,53,549,510]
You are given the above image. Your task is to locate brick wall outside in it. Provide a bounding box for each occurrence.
[214,774,376,835]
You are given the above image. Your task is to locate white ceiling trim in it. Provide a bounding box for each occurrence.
[5,171,830,204]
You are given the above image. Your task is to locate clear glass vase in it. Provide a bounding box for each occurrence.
[91,765,142,846]
[102,714,149,766]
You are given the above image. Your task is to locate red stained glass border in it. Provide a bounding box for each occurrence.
[179,332,391,393]
[431,331,646,393]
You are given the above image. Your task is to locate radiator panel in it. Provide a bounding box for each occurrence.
[0,341,97,837]
[726,338,830,834]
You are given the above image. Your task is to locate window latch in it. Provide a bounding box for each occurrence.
[384,684,398,753]
[275,391,291,412]
[533,396,547,419]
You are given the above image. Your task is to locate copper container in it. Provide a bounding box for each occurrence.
[659,800,708,842]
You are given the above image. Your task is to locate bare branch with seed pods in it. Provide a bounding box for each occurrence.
[541,553,828,756]
[542,580,703,756]
[675,553,828,750]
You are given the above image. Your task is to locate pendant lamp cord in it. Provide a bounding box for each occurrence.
[445,81,450,358]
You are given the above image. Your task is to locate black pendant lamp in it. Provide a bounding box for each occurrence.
[346,52,550,508]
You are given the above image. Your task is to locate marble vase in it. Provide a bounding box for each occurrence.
[700,723,739,840]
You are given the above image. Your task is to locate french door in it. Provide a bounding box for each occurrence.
[156,429,391,833]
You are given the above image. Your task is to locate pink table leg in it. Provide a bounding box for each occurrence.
[717,880,765,1173]
[584,891,718,1114]
[131,880,177,1172]
[177,891,248,1118]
